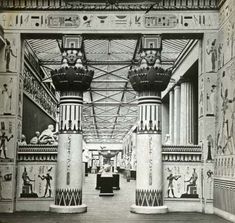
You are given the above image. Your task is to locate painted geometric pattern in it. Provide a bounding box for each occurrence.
[136,189,163,206]
[55,189,82,206]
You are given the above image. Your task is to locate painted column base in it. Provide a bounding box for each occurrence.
[130,205,168,214]
[50,204,87,213]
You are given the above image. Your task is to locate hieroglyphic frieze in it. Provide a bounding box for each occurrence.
[144,15,177,28]
[48,15,80,28]
[0,11,219,32]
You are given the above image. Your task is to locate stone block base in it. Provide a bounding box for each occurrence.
[50,204,87,213]
[130,205,168,214]
[164,198,201,212]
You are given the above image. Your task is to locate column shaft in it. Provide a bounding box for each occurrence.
[180,82,195,145]
[132,91,167,213]
[173,86,181,144]
[162,103,169,143]
[51,91,87,213]
[180,82,187,144]
[169,90,174,144]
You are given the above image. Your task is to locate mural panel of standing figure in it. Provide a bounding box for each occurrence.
[38,167,53,198]
[206,39,217,72]
[0,76,16,116]
[206,85,216,116]
[0,132,13,159]
[167,172,181,198]
[4,39,16,72]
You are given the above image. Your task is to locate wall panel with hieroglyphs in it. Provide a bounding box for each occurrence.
[0,11,219,33]
[214,0,235,218]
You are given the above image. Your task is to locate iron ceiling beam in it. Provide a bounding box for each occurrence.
[92,80,128,83]
[84,115,137,117]
[87,61,134,66]
[89,64,130,80]
[83,102,137,106]
[39,60,173,66]
[89,88,134,91]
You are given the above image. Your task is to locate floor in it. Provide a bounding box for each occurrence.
[0,173,232,223]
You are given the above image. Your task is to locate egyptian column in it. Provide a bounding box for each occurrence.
[129,35,171,214]
[50,35,94,213]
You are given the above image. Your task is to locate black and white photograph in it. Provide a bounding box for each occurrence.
[0,0,234,223]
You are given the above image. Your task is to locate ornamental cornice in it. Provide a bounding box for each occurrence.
[162,144,202,153]
[0,1,219,11]
[18,145,58,154]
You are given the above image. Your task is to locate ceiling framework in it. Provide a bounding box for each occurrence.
[26,35,191,144]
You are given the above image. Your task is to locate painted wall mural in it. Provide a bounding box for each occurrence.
[0,118,15,161]
[0,164,13,201]
[204,33,218,74]
[0,36,18,73]
[199,72,217,160]
[122,131,137,170]
[216,61,235,156]
[203,164,214,200]
[218,19,235,69]
[199,76,204,118]
[163,165,201,199]
[214,0,235,216]
[18,77,23,118]
[17,164,55,198]
[0,75,17,116]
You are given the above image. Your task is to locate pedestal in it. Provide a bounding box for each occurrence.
[131,170,136,180]
[96,173,120,190]
[99,175,114,196]
[112,173,120,190]
[85,162,88,177]
[95,173,101,190]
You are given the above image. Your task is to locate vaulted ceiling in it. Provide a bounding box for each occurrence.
[26,35,190,144]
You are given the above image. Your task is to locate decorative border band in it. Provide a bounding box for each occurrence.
[55,189,82,206]
[136,189,163,206]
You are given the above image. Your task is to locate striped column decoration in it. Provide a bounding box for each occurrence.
[130,91,166,213]
[51,91,87,213]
